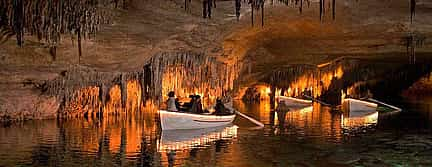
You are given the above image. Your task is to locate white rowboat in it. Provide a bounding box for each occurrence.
[277,96,313,109]
[159,110,236,130]
[342,98,378,115]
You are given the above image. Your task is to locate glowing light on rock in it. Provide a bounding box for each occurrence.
[271,63,345,98]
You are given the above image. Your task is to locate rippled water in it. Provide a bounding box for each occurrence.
[1,95,432,166]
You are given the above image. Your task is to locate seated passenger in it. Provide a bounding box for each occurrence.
[214,99,229,115]
[194,95,204,114]
[166,91,178,112]
[175,98,182,111]
[188,95,197,113]
[183,95,195,109]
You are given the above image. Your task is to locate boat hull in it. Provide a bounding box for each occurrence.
[159,110,236,130]
[342,98,378,115]
[277,96,313,109]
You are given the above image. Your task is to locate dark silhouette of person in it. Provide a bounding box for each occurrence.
[189,95,200,113]
[195,95,203,113]
[214,99,229,115]
[175,98,182,111]
[166,91,178,111]
[302,88,312,98]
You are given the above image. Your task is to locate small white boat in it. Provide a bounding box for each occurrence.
[342,98,378,114]
[159,110,236,130]
[158,125,238,152]
[277,96,313,109]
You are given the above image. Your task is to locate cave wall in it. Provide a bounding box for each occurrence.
[24,51,242,120]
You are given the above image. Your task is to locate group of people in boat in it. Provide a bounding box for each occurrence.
[166,91,232,115]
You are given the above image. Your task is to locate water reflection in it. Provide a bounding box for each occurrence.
[0,110,159,166]
[1,97,432,166]
[158,125,238,152]
[158,125,238,167]
[234,100,380,143]
[342,111,378,130]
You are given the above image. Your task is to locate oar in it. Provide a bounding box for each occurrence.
[367,98,402,112]
[303,95,332,106]
[235,110,265,128]
[225,102,265,128]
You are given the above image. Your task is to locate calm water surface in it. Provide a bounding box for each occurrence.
[1,60,432,166]
[1,97,432,167]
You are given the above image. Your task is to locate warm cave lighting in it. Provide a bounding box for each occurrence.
[0,0,428,166]
[342,112,379,129]
[266,87,271,94]
[157,125,238,152]
[283,64,343,98]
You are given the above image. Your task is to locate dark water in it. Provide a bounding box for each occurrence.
[1,59,432,166]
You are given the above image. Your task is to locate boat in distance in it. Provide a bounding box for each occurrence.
[159,110,236,130]
[342,98,378,115]
[277,96,313,109]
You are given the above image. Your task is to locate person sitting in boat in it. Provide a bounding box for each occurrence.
[166,91,178,112]
[183,95,195,109]
[214,98,230,115]
[302,88,312,98]
[189,95,204,114]
[195,95,204,113]
[175,98,182,111]
[189,95,198,113]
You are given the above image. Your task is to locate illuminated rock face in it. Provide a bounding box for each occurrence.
[151,52,241,105]
[39,52,240,118]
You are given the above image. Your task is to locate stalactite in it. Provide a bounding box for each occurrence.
[120,74,127,108]
[235,0,241,21]
[0,0,129,58]
[322,0,325,15]
[410,0,416,23]
[266,63,346,98]
[403,33,426,64]
[41,52,241,117]
[77,28,82,63]
[248,0,265,26]
[299,0,303,14]
[251,1,254,26]
[332,0,335,20]
[149,52,241,105]
[12,0,24,46]
[320,0,323,21]
[261,2,264,27]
